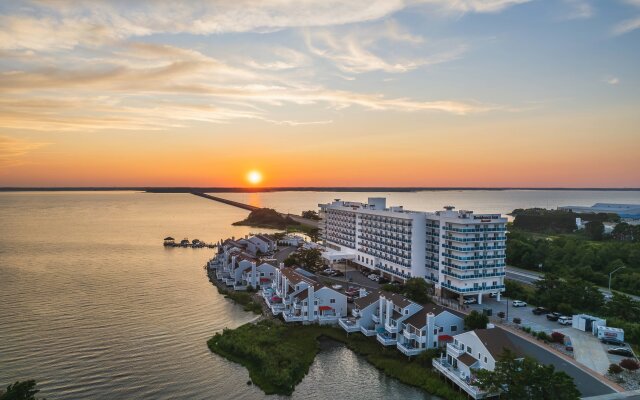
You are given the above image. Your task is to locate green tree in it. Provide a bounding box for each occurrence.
[605,293,640,321]
[0,380,41,400]
[585,221,604,241]
[403,278,431,304]
[301,210,321,220]
[464,310,488,330]
[475,350,580,400]
[307,228,320,242]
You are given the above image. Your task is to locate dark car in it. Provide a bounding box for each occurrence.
[608,347,634,357]
[378,277,390,284]
[601,337,625,346]
[532,307,549,315]
[546,312,561,321]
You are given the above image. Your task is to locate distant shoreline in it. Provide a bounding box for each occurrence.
[1,187,639,193]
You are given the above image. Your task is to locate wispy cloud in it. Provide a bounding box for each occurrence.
[612,0,640,35]
[0,135,49,168]
[305,21,467,74]
[0,1,530,51]
[604,75,620,85]
[612,16,640,35]
[561,0,594,20]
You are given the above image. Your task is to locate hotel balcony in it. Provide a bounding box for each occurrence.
[376,332,397,346]
[432,357,488,399]
[397,342,425,357]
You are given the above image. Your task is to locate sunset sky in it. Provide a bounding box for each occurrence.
[1,0,639,187]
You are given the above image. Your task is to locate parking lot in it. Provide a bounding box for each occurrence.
[468,297,568,334]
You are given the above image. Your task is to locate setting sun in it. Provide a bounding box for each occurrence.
[246,170,263,185]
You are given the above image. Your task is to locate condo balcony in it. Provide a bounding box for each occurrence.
[283,313,305,322]
[447,342,466,357]
[338,317,361,332]
[432,357,487,399]
[385,321,400,334]
[376,332,397,346]
[360,325,377,336]
[372,312,381,323]
[397,341,425,356]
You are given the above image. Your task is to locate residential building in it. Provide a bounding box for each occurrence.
[263,266,347,324]
[397,304,464,356]
[338,290,464,355]
[375,292,423,346]
[319,198,507,303]
[432,327,524,399]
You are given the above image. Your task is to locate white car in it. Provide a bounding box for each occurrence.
[512,300,527,307]
[558,316,573,325]
[331,284,343,290]
[463,297,477,305]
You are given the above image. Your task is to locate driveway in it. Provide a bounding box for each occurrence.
[558,328,611,374]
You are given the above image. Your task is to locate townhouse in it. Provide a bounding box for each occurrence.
[397,304,464,356]
[263,266,347,324]
[338,290,464,356]
[207,237,276,290]
[432,327,524,399]
[319,197,507,304]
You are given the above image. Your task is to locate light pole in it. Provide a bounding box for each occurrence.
[609,266,626,294]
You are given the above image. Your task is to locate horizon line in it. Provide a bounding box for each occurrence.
[1,186,639,192]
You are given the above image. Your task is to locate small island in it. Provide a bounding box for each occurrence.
[233,208,300,230]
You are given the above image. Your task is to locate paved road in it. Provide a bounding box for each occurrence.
[505,329,616,397]
[505,265,640,301]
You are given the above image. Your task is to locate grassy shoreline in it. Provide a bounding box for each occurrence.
[214,285,263,314]
[207,320,465,399]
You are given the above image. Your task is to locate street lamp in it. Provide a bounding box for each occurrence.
[609,266,626,294]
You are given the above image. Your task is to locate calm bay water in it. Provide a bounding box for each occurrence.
[0,191,435,400]
[218,190,640,217]
[2,190,639,399]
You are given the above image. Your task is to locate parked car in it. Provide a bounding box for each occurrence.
[512,300,527,307]
[546,312,562,321]
[565,345,574,352]
[608,347,634,357]
[489,292,499,298]
[331,284,343,290]
[463,297,477,305]
[558,316,573,325]
[601,337,625,346]
[378,277,390,284]
[532,307,549,315]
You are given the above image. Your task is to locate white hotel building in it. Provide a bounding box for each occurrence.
[319,198,507,304]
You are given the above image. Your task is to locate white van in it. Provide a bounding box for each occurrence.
[558,316,573,325]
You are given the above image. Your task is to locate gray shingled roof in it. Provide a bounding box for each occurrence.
[474,328,524,359]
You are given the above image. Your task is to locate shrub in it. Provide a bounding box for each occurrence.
[536,331,550,341]
[620,358,640,370]
[551,331,565,343]
[609,363,624,374]
[522,326,532,333]
[513,317,521,324]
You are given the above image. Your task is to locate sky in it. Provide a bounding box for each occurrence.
[0,0,639,188]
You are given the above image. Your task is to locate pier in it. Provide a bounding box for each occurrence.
[190,191,319,228]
